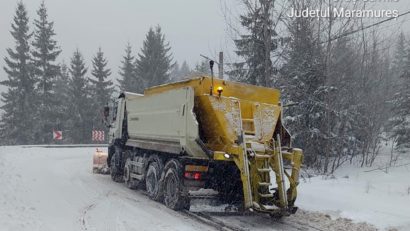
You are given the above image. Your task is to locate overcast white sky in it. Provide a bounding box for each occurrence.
[0,0,237,86]
[1,0,410,91]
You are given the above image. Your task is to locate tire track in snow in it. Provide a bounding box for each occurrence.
[181,211,248,231]
[80,190,118,231]
[80,203,96,230]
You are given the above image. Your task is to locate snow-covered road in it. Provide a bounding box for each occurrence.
[0,146,379,231]
[0,146,214,231]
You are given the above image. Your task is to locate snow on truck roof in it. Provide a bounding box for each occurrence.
[119,92,144,99]
[144,76,281,105]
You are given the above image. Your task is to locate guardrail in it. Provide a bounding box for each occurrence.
[19,144,109,148]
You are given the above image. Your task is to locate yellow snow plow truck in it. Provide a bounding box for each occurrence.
[101,76,303,217]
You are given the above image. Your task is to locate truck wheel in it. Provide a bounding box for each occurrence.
[146,161,163,201]
[163,159,189,210]
[124,158,138,189]
[110,152,123,182]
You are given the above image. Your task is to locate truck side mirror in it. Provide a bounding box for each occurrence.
[103,106,110,119]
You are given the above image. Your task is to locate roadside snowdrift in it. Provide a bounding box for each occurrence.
[298,146,410,230]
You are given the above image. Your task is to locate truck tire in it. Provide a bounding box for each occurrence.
[110,150,123,183]
[145,161,163,201]
[124,158,139,189]
[163,159,189,210]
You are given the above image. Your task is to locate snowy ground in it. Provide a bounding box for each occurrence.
[0,146,212,231]
[298,143,410,231]
[0,145,406,230]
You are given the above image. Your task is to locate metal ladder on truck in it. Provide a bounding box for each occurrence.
[238,115,298,215]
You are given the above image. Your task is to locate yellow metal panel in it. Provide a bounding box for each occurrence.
[195,95,241,152]
[213,151,229,161]
[253,103,281,142]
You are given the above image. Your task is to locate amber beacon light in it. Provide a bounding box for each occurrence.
[217,86,223,97]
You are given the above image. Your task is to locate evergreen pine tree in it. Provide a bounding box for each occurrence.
[0,2,36,144]
[389,43,410,152]
[169,61,180,82]
[193,60,211,76]
[179,61,191,77]
[89,47,114,129]
[229,0,277,87]
[391,33,407,82]
[67,49,92,143]
[280,16,327,169]
[387,34,408,133]
[325,37,363,170]
[170,61,191,82]
[31,1,62,143]
[54,62,70,143]
[135,26,173,89]
[118,43,142,92]
[54,62,70,99]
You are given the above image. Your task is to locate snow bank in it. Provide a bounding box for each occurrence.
[298,147,410,230]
